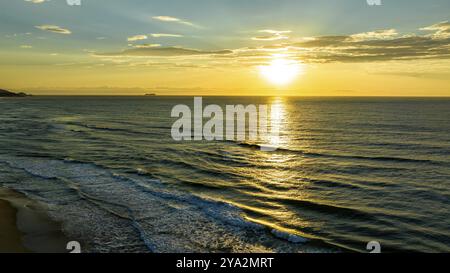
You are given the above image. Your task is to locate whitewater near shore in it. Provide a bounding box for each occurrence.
[0,96,449,252]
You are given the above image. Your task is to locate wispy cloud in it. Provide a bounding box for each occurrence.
[129,44,161,49]
[252,30,291,41]
[35,25,72,35]
[150,33,183,38]
[25,0,48,4]
[350,29,398,41]
[127,35,148,42]
[222,23,450,65]
[260,25,450,63]
[421,21,450,38]
[152,16,199,28]
[94,21,450,69]
[97,47,232,57]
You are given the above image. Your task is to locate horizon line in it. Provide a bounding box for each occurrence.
[12,95,450,98]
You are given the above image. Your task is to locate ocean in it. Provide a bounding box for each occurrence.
[0,96,449,252]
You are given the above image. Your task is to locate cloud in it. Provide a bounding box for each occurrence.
[95,22,450,68]
[421,21,450,38]
[226,24,450,64]
[306,38,450,63]
[4,32,32,39]
[291,36,349,47]
[150,33,183,38]
[25,0,48,3]
[152,16,198,28]
[252,29,291,41]
[129,44,161,49]
[20,45,33,49]
[252,35,288,41]
[259,30,292,35]
[350,29,398,41]
[96,47,232,57]
[127,35,148,42]
[35,25,71,35]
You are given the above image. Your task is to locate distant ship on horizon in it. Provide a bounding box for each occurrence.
[144,93,157,96]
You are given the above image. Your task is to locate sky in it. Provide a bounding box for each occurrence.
[0,0,450,96]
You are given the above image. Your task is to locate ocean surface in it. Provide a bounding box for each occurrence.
[0,96,449,253]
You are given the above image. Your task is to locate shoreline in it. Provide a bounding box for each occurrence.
[0,199,29,253]
[0,187,70,253]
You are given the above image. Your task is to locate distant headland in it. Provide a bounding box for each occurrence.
[0,89,31,97]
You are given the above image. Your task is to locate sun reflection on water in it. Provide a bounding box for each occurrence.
[266,97,287,151]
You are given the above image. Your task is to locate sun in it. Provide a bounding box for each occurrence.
[259,57,303,86]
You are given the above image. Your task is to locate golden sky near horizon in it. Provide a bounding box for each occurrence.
[1,0,450,96]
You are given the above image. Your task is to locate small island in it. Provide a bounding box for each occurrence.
[0,89,31,97]
[145,93,157,96]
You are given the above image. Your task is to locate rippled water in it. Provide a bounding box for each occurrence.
[0,96,449,252]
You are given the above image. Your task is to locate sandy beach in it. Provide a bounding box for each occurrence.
[0,199,29,253]
[0,187,69,253]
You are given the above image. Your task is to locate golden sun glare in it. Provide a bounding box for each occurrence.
[259,57,304,86]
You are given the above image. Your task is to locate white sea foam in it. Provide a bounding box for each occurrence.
[0,155,322,253]
[271,229,309,244]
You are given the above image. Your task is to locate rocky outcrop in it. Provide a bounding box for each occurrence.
[0,89,30,97]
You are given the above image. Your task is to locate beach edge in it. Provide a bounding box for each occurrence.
[0,187,70,253]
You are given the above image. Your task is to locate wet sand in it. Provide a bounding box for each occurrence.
[0,187,70,253]
[0,199,29,253]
